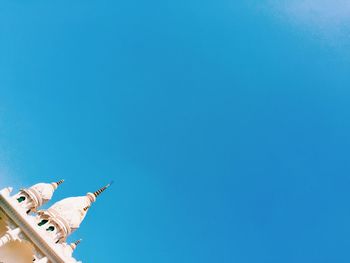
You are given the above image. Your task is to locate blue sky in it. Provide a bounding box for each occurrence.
[1,1,350,262]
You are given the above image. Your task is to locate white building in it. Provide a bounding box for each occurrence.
[0,180,111,263]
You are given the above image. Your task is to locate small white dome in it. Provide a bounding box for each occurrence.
[30,183,55,204]
[21,180,64,209]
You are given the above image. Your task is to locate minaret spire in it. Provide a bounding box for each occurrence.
[51,179,65,190]
[56,179,64,186]
[86,181,113,203]
[70,239,82,250]
[93,181,113,198]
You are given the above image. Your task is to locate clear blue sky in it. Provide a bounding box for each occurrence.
[1,1,350,262]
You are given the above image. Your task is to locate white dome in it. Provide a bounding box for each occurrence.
[47,196,91,231]
[22,180,64,208]
[38,183,111,240]
[30,183,55,204]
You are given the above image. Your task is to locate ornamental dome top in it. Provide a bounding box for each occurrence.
[61,239,82,258]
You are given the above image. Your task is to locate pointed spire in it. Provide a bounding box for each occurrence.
[93,181,113,198]
[51,179,65,190]
[86,181,113,203]
[70,239,82,250]
[56,179,64,186]
[84,181,113,211]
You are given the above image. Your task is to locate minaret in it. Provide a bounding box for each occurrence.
[13,180,64,213]
[37,182,112,243]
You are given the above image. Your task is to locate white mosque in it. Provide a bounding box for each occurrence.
[0,180,111,263]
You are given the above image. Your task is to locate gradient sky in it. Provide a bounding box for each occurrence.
[1,1,350,262]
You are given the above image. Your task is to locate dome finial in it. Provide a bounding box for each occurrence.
[51,179,65,190]
[93,181,113,198]
[56,179,64,186]
[86,181,113,203]
[70,239,82,250]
